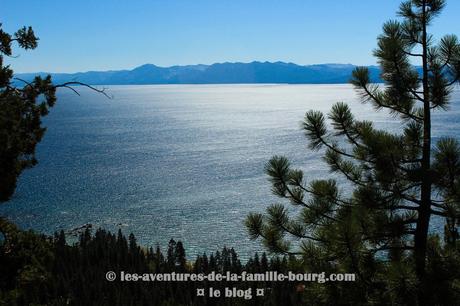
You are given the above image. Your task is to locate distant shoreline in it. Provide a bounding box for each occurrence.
[55,83,364,86]
[14,61,385,86]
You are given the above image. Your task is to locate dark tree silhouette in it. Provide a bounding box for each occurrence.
[2,223,306,306]
[246,0,460,304]
[0,23,109,203]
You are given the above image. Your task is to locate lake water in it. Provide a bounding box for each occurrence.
[1,84,459,258]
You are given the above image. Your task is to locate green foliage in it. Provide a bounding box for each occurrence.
[0,24,108,203]
[0,218,55,305]
[0,24,57,202]
[0,219,306,306]
[246,0,460,305]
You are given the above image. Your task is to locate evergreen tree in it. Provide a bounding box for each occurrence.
[0,24,52,202]
[0,24,109,203]
[2,222,314,306]
[175,241,187,271]
[246,0,460,304]
[166,239,177,270]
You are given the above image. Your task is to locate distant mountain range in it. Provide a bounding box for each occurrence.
[16,61,384,85]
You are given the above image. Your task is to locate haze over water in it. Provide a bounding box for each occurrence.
[1,84,459,258]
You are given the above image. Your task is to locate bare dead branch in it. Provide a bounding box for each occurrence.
[54,81,113,99]
[13,77,33,88]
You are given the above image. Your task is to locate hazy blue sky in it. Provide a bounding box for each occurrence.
[3,0,459,73]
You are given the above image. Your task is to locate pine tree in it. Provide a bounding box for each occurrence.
[0,24,109,203]
[174,241,186,271]
[0,24,53,202]
[166,239,176,270]
[246,0,460,304]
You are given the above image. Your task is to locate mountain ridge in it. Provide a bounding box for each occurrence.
[15,61,384,85]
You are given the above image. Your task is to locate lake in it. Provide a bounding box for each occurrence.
[1,84,459,258]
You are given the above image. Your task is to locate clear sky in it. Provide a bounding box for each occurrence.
[2,0,459,73]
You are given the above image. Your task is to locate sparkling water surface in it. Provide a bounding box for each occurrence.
[1,84,459,258]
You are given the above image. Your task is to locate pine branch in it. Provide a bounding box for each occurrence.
[362,230,415,242]
[343,232,369,285]
[282,178,339,222]
[430,209,451,217]
[361,83,423,121]
[372,245,414,253]
[258,230,303,256]
[399,194,422,206]
[446,76,459,87]
[13,77,33,88]
[308,121,357,160]
[403,50,423,57]
[339,120,365,149]
[326,151,367,187]
[296,183,353,208]
[391,56,425,103]
[392,204,419,210]
[430,200,447,209]
[276,221,326,243]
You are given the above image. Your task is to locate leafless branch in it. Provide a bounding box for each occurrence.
[54,81,113,99]
[13,77,33,88]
